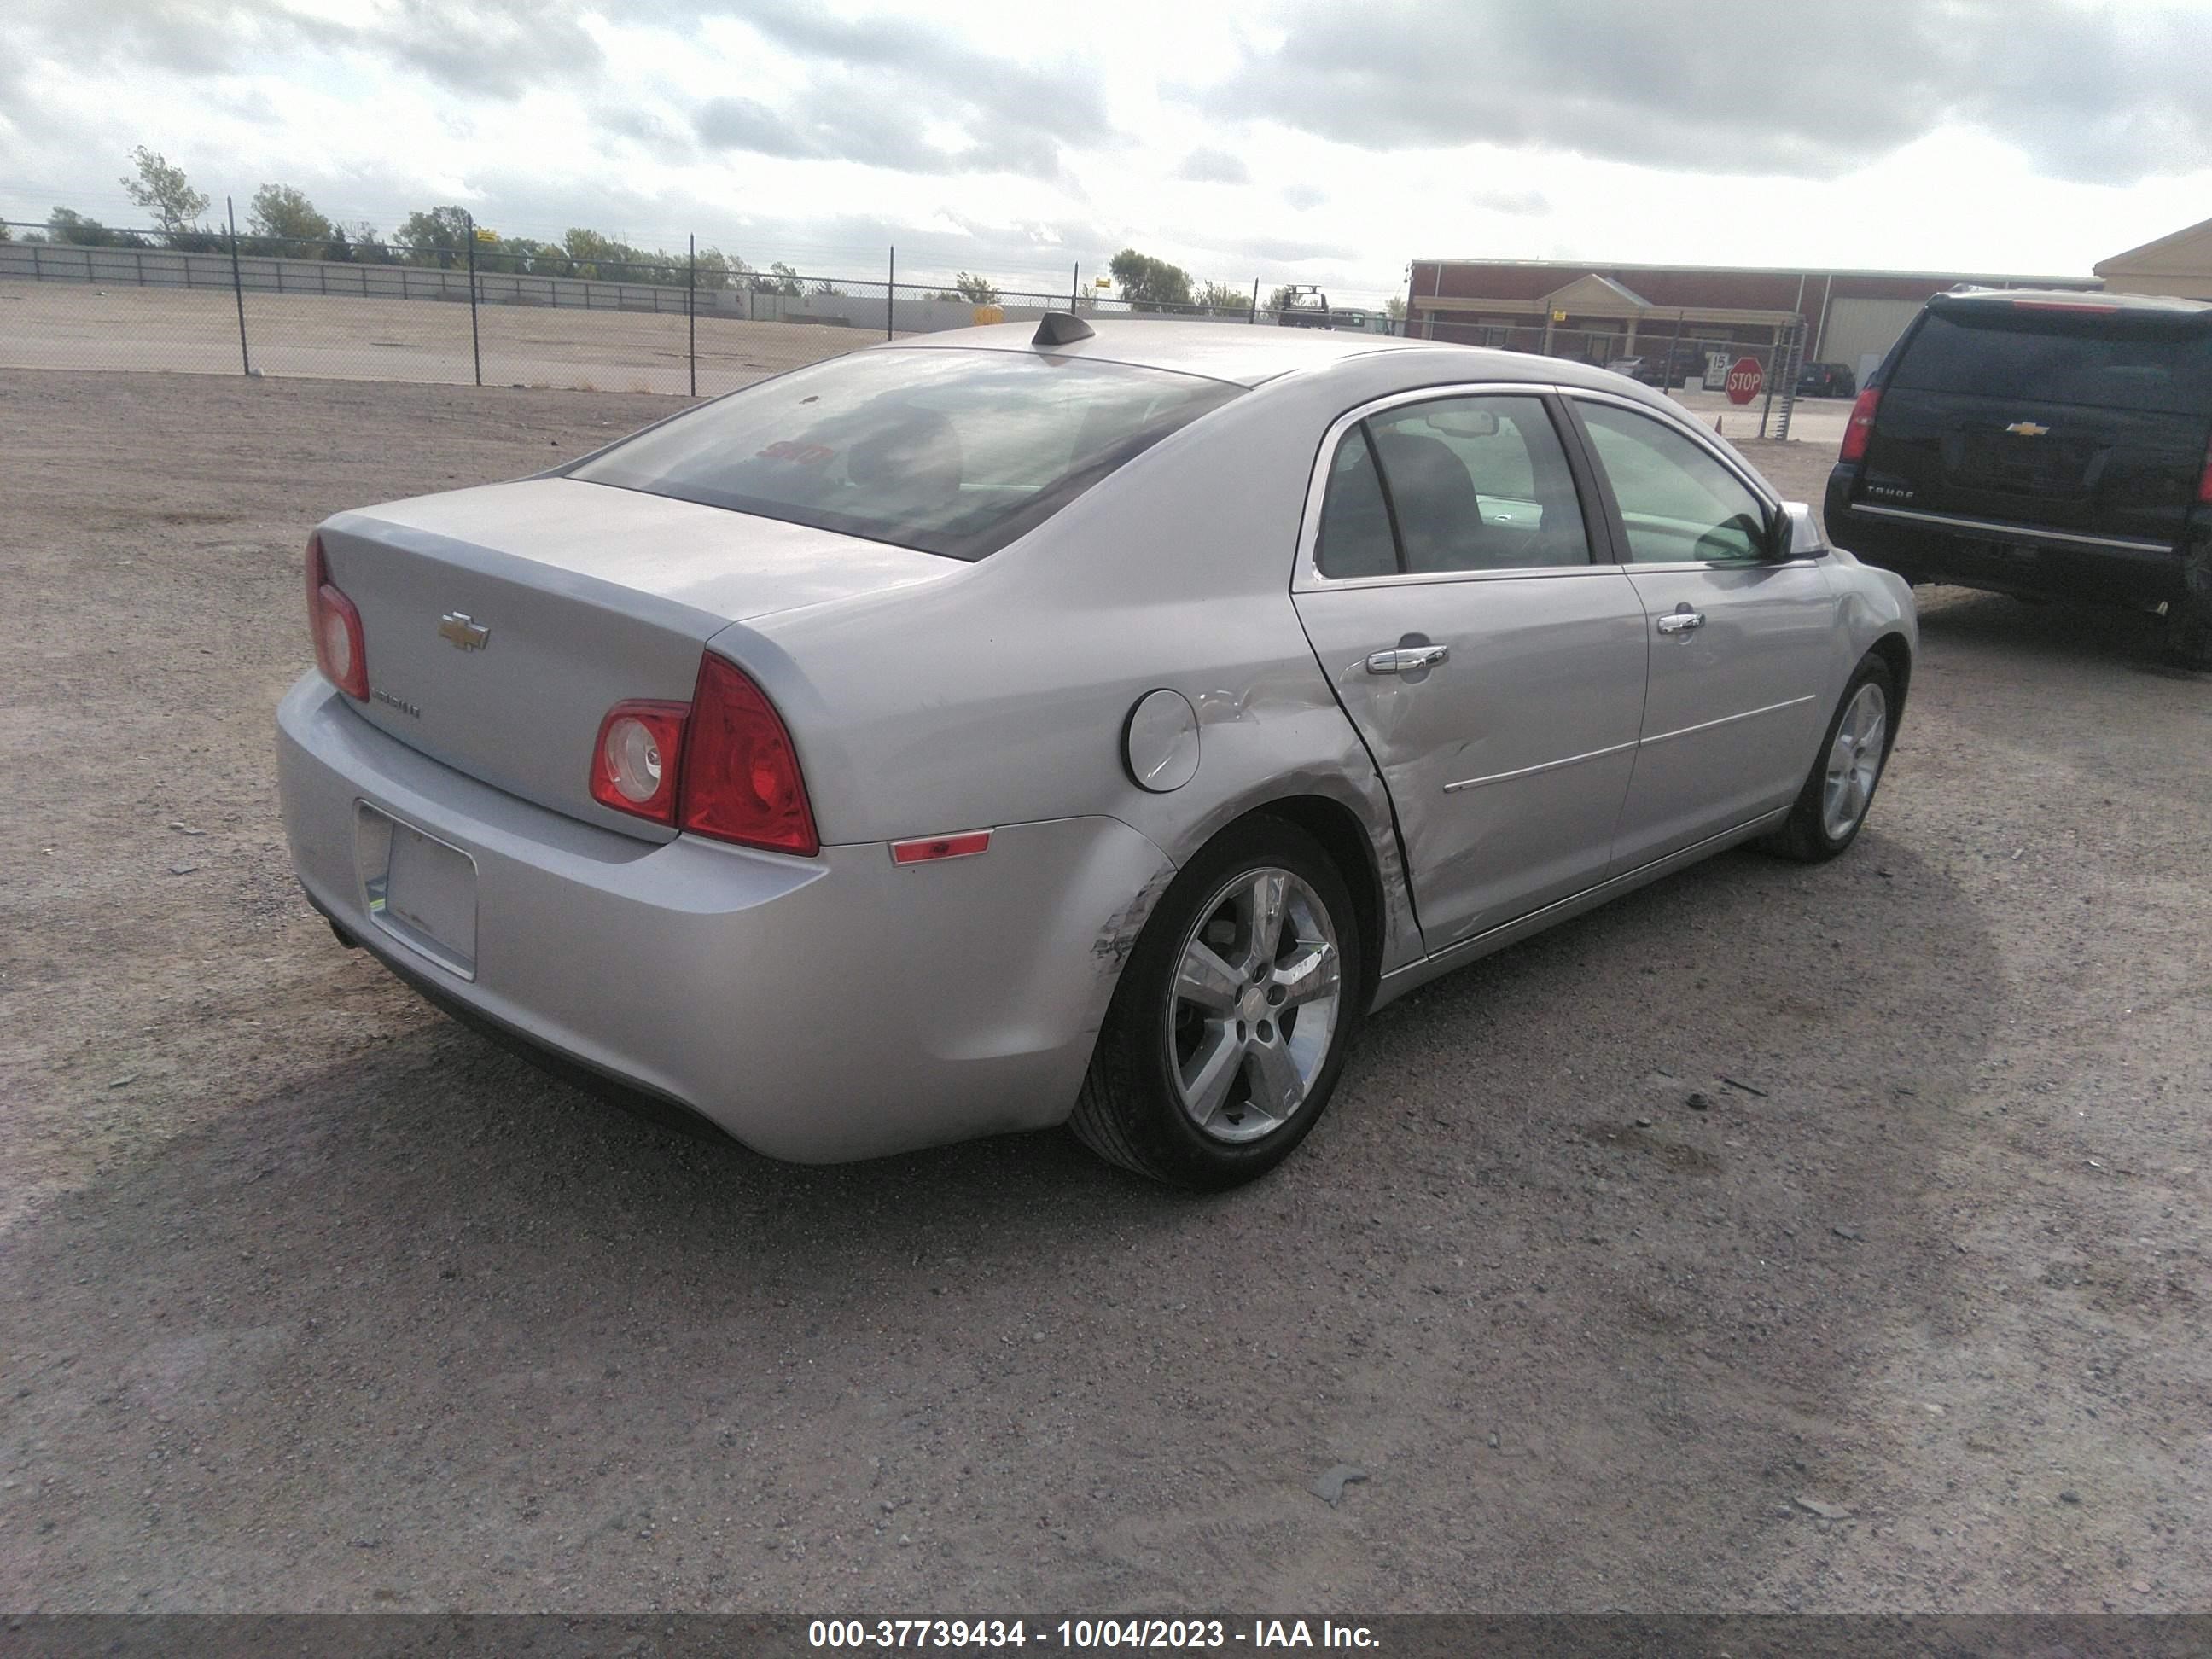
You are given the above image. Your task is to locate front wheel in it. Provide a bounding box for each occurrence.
[1070,818,1365,1189]
[1767,654,1897,863]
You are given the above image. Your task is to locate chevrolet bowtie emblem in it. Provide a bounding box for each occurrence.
[2005,421,2050,438]
[438,612,491,651]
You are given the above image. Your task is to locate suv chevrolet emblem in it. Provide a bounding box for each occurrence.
[2005,421,2050,437]
[438,612,490,651]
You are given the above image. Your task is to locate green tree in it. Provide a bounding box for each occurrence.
[0,222,11,242]
[1195,279,1249,315]
[1109,247,1194,311]
[396,206,473,269]
[119,146,210,239]
[1386,295,1406,323]
[48,207,142,247]
[951,271,998,305]
[1266,284,1300,312]
[247,183,333,253]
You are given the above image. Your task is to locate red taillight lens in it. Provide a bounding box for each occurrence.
[678,654,819,856]
[589,700,690,824]
[2197,436,2212,505]
[1838,386,1881,463]
[306,532,369,701]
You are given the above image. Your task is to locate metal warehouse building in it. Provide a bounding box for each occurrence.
[1404,258,2101,383]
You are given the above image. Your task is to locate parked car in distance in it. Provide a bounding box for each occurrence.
[1796,362,1858,399]
[1825,288,2212,664]
[1274,286,1336,328]
[1605,350,1702,389]
[279,318,1915,1188]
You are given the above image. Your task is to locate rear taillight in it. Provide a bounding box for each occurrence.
[2198,436,2212,505]
[306,532,369,701]
[590,701,690,824]
[679,654,818,856]
[1838,386,1881,463]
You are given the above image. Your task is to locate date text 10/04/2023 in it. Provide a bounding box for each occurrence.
[806,1620,1381,1650]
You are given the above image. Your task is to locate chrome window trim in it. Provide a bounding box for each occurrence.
[1293,382,1604,591]
[1847,502,2175,555]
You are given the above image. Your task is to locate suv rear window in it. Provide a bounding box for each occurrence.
[1891,310,2212,416]
[570,348,1241,560]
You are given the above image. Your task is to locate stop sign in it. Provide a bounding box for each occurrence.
[1725,356,1764,405]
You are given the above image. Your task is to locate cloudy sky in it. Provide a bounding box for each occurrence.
[3,0,2208,305]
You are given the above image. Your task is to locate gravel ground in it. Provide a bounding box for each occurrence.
[1,370,2206,1615]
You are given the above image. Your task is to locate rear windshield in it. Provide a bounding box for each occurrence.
[569,347,1243,560]
[1892,310,2212,416]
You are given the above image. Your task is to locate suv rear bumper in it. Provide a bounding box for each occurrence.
[1825,470,2196,609]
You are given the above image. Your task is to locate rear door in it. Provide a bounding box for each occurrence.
[1566,394,1837,870]
[1290,387,1649,952]
[1856,300,2212,551]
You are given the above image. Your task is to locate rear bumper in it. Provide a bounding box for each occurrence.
[276,673,1173,1162]
[1825,471,2197,608]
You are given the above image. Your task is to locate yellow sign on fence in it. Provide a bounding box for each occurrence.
[474,227,498,243]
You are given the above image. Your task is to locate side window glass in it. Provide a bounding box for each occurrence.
[1578,403,1772,563]
[1314,425,1400,579]
[1365,396,1591,573]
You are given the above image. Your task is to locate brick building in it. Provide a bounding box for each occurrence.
[1404,258,2099,381]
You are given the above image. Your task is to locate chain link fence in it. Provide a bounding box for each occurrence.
[1412,317,1809,440]
[3,206,1819,439]
[0,209,1412,401]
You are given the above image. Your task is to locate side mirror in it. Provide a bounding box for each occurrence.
[1773,501,1827,560]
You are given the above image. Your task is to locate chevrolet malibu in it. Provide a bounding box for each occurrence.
[278,317,1915,1188]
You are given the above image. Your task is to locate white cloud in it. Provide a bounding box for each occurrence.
[0,0,2204,309]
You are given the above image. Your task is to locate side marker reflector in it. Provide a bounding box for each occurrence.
[890,830,992,864]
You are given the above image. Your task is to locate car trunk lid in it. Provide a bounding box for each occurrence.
[316,477,957,841]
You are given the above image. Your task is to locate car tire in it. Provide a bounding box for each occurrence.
[1766,653,1897,864]
[1070,817,1365,1189]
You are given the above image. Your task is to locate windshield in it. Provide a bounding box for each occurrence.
[1894,311,2212,416]
[569,347,1243,561]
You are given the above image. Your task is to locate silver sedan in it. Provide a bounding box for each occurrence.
[277,317,1914,1187]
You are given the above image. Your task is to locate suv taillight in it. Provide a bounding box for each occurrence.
[680,654,819,856]
[2198,436,2212,505]
[588,655,819,856]
[1838,387,1881,463]
[306,532,369,701]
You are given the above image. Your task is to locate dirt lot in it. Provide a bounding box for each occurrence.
[2,370,2206,1615]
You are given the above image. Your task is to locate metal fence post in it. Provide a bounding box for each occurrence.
[1249,277,1259,324]
[466,212,482,387]
[225,197,251,377]
[1070,262,1079,311]
[886,247,895,340]
[688,235,698,399]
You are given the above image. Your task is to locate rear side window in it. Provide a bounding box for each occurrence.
[1893,311,2212,416]
[1314,394,1592,578]
[571,348,1242,560]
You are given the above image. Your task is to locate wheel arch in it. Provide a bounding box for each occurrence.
[1210,794,1390,1009]
[1866,631,1912,734]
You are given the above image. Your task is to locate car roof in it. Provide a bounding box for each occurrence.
[1930,287,2212,319]
[879,318,1648,392]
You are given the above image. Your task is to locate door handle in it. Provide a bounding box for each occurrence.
[1365,644,1449,674]
[1656,610,1706,634]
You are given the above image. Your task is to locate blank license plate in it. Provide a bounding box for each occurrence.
[358,805,478,977]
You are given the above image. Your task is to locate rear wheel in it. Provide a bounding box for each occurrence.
[1767,654,1896,863]
[1071,818,1364,1189]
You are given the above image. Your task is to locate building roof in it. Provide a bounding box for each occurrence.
[1412,255,2098,285]
[2095,217,2212,276]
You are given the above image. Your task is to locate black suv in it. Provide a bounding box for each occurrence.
[1825,288,2212,663]
[1796,362,1856,398]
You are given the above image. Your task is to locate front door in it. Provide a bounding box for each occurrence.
[1568,397,1837,870]
[1291,390,1650,952]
